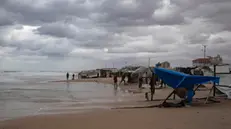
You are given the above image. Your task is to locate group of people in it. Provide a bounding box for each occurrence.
[113,73,127,89]
[112,72,165,101]
[146,73,167,101]
[66,72,77,80]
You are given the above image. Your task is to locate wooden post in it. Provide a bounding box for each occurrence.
[213,65,216,97]
[162,90,175,104]
[173,93,176,100]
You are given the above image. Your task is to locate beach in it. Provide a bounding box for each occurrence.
[1,100,231,129]
[54,77,117,84]
[1,71,231,129]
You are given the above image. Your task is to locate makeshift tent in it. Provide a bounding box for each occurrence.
[131,66,152,78]
[154,67,220,89]
[153,67,220,104]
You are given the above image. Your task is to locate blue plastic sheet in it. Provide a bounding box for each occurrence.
[153,67,220,89]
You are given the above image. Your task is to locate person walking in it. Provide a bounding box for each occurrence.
[66,72,69,80]
[138,76,143,89]
[113,74,118,89]
[149,73,157,101]
[72,74,75,80]
[119,73,126,85]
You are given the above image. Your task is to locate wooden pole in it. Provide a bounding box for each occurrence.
[213,65,216,97]
[162,90,175,104]
[173,93,176,100]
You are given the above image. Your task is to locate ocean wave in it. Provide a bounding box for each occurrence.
[2,71,21,73]
[7,88,65,92]
[0,71,65,84]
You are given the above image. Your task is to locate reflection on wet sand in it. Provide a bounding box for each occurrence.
[113,85,118,96]
[66,82,78,100]
[0,81,135,120]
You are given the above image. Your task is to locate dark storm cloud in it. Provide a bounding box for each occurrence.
[210,37,226,44]
[92,0,185,27]
[35,21,125,49]
[0,8,17,26]
[0,0,95,25]
[35,22,77,39]
[184,34,210,44]
[172,0,231,31]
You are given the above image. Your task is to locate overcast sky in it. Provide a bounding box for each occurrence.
[0,0,231,71]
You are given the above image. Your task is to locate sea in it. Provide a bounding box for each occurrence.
[0,71,133,121]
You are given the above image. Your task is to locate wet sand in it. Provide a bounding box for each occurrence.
[54,77,115,84]
[1,100,231,129]
[54,77,144,94]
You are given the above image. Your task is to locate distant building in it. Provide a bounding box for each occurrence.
[78,68,118,78]
[96,68,118,78]
[192,58,211,67]
[78,69,99,78]
[192,54,223,67]
[160,61,171,68]
[208,54,223,65]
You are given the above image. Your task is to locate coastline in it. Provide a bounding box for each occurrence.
[53,77,116,85]
[1,100,231,129]
[53,77,145,94]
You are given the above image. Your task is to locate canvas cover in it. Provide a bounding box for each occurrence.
[153,67,220,89]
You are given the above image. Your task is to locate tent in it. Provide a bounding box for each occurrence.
[154,67,220,89]
[153,67,220,104]
[131,66,152,78]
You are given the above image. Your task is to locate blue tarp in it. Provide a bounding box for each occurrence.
[153,67,220,89]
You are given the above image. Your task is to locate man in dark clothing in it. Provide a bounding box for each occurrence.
[119,73,126,85]
[113,74,118,89]
[138,76,143,88]
[149,74,156,101]
[66,72,69,80]
[72,74,75,80]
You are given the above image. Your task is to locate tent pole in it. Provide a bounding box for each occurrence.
[173,93,176,100]
[162,90,175,104]
[213,65,216,97]
[205,88,213,104]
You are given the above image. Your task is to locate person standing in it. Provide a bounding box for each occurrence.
[113,74,118,89]
[149,73,156,101]
[66,72,69,80]
[138,76,143,89]
[72,74,75,80]
[119,73,126,85]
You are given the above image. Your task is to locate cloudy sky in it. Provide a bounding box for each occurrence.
[0,0,231,71]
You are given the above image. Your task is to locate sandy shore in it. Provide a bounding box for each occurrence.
[54,77,115,84]
[1,100,231,129]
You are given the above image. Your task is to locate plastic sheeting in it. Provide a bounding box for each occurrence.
[154,67,220,89]
[131,66,152,78]
[216,86,231,99]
